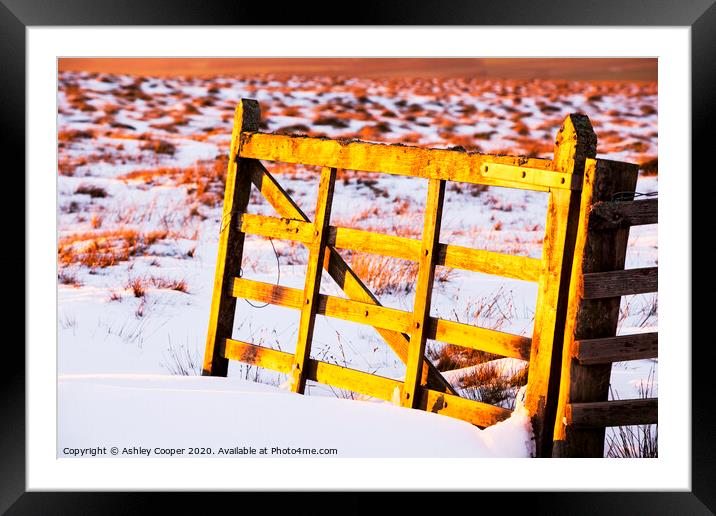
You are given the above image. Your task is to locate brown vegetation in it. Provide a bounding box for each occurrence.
[125,275,189,297]
[58,229,169,269]
[75,184,108,198]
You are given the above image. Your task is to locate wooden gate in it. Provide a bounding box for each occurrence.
[202,98,602,456]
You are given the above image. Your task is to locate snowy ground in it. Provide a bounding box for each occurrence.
[57,71,657,457]
[58,374,532,458]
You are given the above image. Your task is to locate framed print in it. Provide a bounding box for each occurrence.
[4,0,712,512]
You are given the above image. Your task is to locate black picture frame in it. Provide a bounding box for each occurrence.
[3,0,711,512]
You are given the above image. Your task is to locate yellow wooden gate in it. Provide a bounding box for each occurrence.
[203,98,602,455]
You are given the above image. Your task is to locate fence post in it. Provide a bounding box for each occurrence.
[552,158,639,457]
[525,114,596,457]
[202,99,261,376]
[290,166,337,393]
[402,178,445,408]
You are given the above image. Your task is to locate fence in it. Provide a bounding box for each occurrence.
[202,98,656,458]
[551,171,658,457]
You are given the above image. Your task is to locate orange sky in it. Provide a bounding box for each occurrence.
[58,58,657,82]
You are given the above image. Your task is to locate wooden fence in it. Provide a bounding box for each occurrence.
[551,168,658,457]
[202,98,656,458]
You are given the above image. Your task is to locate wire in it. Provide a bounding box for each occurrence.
[611,191,658,202]
[240,236,280,309]
[219,210,282,309]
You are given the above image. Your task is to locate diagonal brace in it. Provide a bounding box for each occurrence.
[247,160,455,395]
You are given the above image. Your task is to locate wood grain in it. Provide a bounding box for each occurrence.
[574,332,658,365]
[589,198,658,229]
[240,132,561,191]
[239,213,314,244]
[582,267,658,299]
[567,398,658,428]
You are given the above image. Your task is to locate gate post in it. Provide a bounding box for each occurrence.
[202,99,261,376]
[552,158,639,457]
[525,114,596,457]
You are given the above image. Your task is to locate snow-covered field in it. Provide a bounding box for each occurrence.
[58,374,532,458]
[57,71,657,457]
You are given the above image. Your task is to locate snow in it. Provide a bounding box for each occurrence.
[59,374,534,458]
[57,70,658,458]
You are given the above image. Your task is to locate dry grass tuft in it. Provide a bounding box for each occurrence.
[108,291,123,302]
[344,252,454,296]
[639,157,658,176]
[118,159,228,208]
[313,115,350,129]
[428,287,519,371]
[119,167,181,185]
[428,345,500,372]
[124,275,189,298]
[459,361,528,408]
[58,229,169,269]
[275,124,311,135]
[606,367,658,458]
[124,276,189,297]
[58,129,93,142]
[126,277,147,298]
[178,159,227,207]
[58,270,83,288]
[149,276,189,293]
[140,139,176,156]
[161,337,201,376]
[75,184,108,198]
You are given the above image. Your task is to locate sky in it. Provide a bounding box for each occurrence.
[58,58,657,82]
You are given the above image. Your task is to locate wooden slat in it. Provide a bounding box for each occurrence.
[479,162,581,191]
[306,360,401,402]
[428,318,531,361]
[574,332,658,365]
[328,226,418,261]
[233,277,531,359]
[248,160,456,395]
[317,294,413,334]
[525,114,598,457]
[245,221,540,281]
[567,398,658,428]
[240,132,562,191]
[222,338,293,373]
[223,339,512,428]
[402,178,445,408]
[330,226,541,281]
[239,213,314,244]
[231,278,411,333]
[203,99,261,377]
[232,277,302,308]
[222,339,401,401]
[437,244,541,282]
[290,166,336,394]
[420,390,512,428]
[583,267,658,299]
[590,198,658,229]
